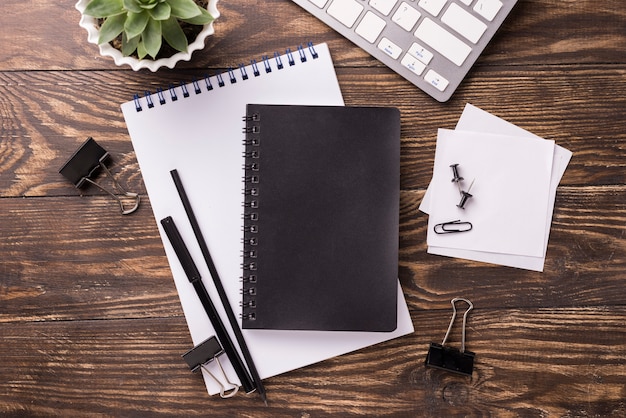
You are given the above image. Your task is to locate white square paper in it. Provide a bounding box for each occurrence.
[426,129,555,257]
[420,104,572,271]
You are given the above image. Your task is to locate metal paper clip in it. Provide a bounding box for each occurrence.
[59,137,140,215]
[182,336,240,398]
[434,220,473,234]
[425,297,475,376]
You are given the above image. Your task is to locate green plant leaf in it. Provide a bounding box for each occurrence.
[123,0,143,14]
[98,13,126,44]
[161,16,188,53]
[136,39,149,59]
[142,18,162,58]
[166,0,202,19]
[124,11,150,40]
[137,0,160,10]
[180,7,213,25]
[84,0,124,18]
[122,33,140,56]
[149,2,171,20]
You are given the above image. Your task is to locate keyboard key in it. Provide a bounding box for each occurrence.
[369,0,398,16]
[424,69,449,91]
[442,3,487,44]
[418,0,447,17]
[415,18,472,66]
[291,0,519,101]
[356,11,387,43]
[401,54,426,75]
[327,0,364,28]
[377,37,402,59]
[408,42,433,64]
[308,0,329,7]
[474,0,503,21]
[392,2,421,31]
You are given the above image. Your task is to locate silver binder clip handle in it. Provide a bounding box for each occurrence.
[201,356,241,398]
[442,297,473,353]
[84,163,141,215]
[425,298,476,376]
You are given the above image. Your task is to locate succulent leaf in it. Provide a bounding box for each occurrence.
[142,18,163,58]
[84,0,125,18]
[136,39,149,59]
[149,2,172,21]
[98,13,126,44]
[161,16,188,53]
[124,11,150,40]
[122,32,140,56]
[167,0,203,19]
[180,7,213,25]
[137,0,162,10]
[122,0,143,13]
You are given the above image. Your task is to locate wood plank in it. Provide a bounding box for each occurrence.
[1,1,625,415]
[0,196,180,323]
[1,66,625,198]
[400,186,626,309]
[1,185,624,322]
[1,308,625,416]
[1,0,626,71]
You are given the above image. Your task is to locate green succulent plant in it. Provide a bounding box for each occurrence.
[84,0,214,59]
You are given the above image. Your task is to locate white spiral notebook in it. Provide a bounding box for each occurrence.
[120,43,414,395]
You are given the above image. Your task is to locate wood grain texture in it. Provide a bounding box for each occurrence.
[2,309,625,417]
[1,67,624,196]
[1,0,625,416]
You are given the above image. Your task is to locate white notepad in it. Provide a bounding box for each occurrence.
[420,104,572,271]
[120,43,414,395]
[427,128,555,257]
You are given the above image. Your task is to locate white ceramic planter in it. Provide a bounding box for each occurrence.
[75,0,220,71]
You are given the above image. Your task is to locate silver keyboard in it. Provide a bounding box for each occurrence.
[290,0,518,102]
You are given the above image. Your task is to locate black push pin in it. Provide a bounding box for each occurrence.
[425,297,475,376]
[457,178,475,209]
[450,163,464,194]
[182,336,240,398]
[59,137,140,215]
[457,190,473,209]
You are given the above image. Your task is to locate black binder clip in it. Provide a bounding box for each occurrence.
[425,297,475,376]
[59,137,140,215]
[182,336,240,398]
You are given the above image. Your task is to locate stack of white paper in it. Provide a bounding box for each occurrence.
[420,104,572,272]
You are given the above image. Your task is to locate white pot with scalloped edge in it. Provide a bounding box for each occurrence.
[75,0,219,71]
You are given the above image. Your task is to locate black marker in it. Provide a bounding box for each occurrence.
[160,216,255,395]
[169,169,268,405]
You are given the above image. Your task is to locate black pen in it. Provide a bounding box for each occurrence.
[160,216,256,395]
[170,169,268,405]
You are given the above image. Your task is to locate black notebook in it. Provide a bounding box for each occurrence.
[241,104,401,332]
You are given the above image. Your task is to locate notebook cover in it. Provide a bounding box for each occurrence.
[242,104,400,331]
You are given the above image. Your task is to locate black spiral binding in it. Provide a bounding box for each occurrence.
[132,42,319,112]
[241,109,262,323]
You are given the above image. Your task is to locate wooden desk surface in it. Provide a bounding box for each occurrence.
[1,0,625,416]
